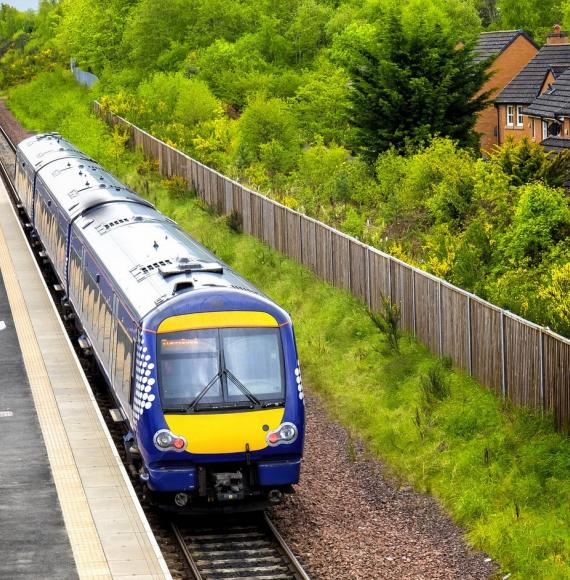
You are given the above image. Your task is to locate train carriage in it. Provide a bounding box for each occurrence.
[14,133,305,511]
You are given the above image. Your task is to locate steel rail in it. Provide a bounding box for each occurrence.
[171,512,311,580]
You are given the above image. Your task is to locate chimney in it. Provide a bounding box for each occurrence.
[547,24,569,45]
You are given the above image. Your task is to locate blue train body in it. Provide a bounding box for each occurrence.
[14,133,305,511]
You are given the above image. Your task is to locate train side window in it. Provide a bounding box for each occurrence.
[97,294,105,348]
[123,342,133,399]
[114,321,133,401]
[102,301,113,363]
[114,322,125,389]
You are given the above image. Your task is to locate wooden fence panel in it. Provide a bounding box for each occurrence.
[368,250,391,313]
[285,211,302,263]
[300,218,317,274]
[441,286,469,372]
[332,232,350,291]
[471,301,502,394]
[349,240,367,303]
[232,183,243,217]
[260,198,275,248]
[314,222,333,284]
[414,275,440,353]
[241,188,253,235]
[250,194,263,240]
[391,262,415,334]
[505,317,541,409]
[544,334,570,430]
[273,205,288,255]
[224,179,233,213]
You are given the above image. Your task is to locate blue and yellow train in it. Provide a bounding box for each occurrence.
[14,133,305,511]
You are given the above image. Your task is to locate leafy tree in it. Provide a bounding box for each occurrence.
[236,95,300,173]
[505,183,570,263]
[342,6,491,159]
[498,0,563,41]
[293,57,351,143]
[57,0,135,72]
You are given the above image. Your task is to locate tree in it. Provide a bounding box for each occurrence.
[489,137,570,188]
[342,6,491,159]
[498,0,563,41]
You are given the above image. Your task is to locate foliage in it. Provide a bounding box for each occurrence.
[490,137,570,188]
[368,295,402,352]
[11,74,570,579]
[340,4,491,157]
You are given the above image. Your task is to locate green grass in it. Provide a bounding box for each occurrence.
[9,69,570,579]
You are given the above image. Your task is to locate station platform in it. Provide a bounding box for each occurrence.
[0,179,171,580]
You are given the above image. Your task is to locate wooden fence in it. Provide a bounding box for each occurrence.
[93,102,570,431]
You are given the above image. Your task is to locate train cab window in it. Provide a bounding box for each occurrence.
[222,328,284,400]
[158,328,284,411]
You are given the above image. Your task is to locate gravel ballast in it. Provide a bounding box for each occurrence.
[271,394,497,579]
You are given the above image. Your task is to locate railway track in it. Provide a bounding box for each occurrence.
[171,512,310,580]
[0,122,311,580]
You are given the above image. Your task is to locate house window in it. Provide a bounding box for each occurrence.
[517,106,524,127]
[507,105,514,126]
[543,121,548,140]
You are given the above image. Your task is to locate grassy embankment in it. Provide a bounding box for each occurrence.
[9,69,570,579]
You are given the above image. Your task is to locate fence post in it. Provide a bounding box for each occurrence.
[467,295,473,375]
[538,329,545,415]
[365,248,372,310]
[387,258,393,302]
[412,269,416,336]
[438,279,443,356]
[500,311,507,398]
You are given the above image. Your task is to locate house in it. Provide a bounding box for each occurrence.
[474,30,538,151]
[494,25,570,146]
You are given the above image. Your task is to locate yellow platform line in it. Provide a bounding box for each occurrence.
[0,228,112,577]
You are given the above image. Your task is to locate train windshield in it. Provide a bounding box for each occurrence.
[158,327,285,411]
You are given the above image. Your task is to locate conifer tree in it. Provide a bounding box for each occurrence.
[344,9,491,159]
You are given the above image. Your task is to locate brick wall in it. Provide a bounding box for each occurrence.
[476,35,538,151]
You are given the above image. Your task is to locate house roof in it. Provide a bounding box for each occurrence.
[473,30,537,64]
[539,137,570,188]
[522,67,570,118]
[496,44,570,104]
[541,137,570,152]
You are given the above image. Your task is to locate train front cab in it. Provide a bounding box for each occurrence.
[133,296,305,512]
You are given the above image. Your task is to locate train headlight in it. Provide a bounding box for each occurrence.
[154,429,187,452]
[266,422,298,446]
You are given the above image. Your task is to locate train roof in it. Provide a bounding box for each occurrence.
[18,133,87,172]
[36,155,153,220]
[76,201,261,320]
[18,132,266,323]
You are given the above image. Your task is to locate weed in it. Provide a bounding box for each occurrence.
[226,210,243,233]
[161,175,188,200]
[368,294,401,352]
[420,362,450,411]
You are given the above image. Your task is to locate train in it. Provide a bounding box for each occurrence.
[14,133,305,512]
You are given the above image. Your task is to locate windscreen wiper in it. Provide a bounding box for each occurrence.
[224,369,262,407]
[186,372,222,412]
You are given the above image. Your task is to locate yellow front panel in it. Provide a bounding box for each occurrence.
[165,408,285,454]
[158,311,279,333]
